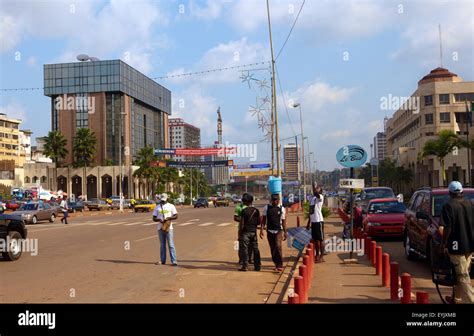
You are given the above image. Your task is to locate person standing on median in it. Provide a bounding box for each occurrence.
[260,194,287,272]
[153,193,179,266]
[60,195,69,224]
[306,184,325,262]
[238,194,262,272]
[440,181,474,304]
[234,193,254,265]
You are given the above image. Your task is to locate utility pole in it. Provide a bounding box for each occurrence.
[266,0,280,178]
[118,111,126,212]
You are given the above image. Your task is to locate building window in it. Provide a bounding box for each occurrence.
[424,95,433,106]
[440,112,451,123]
[439,94,450,104]
[454,93,474,102]
[425,132,434,136]
[41,176,47,183]
[76,93,89,128]
[425,114,434,125]
[24,176,30,183]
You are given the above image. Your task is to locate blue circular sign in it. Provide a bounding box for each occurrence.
[336,145,367,168]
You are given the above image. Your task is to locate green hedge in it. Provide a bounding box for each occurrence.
[303,201,330,219]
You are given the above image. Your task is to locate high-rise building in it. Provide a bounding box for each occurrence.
[43,59,171,166]
[169,118,201,162]
[0,113,23,168]
[386,67,474,188]
[284,143,299,181]
[373,132,387,160]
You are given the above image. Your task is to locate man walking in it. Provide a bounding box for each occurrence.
[238,194,262,272]
[153,193,179,266]
[260,194,287,272]
[60,195,69,224]
[234,193,253,265]
[440,181,473,304]
[306,184,325,262]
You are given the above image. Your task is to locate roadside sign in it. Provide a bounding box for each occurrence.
[336,145,367,168]
[339,179,365,189]
[370,158,379,166]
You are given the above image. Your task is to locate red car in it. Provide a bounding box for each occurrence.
[6,199,21,211]
[363,198,407,238]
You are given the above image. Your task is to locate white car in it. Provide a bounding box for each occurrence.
[38,191,57,201]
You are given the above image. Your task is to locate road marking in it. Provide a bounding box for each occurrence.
[28,226,68,233]
[217,222,232,227]
[106,221,129,226]
[198,222,215,226]
[176,222,194,226]
[134,235,156,242]
[125,222,147,226]
[189,219,200,222]
[143,222,157,226]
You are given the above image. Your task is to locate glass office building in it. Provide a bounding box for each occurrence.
[43,60,171,166]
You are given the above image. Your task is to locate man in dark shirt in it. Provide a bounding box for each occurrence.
[440,181,473,304]
[238,194,262,272]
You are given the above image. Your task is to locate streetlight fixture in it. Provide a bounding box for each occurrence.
[118,111,127,212]
[293,102,306,201]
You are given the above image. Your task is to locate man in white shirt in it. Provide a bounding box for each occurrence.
[152,193,178,266]
[306,184,325,262]
[60,195,69,224]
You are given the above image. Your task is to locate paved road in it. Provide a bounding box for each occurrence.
[0,203,292,303]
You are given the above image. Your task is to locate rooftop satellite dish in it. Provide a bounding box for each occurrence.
[89,57,100,61]
[77,54,90,62]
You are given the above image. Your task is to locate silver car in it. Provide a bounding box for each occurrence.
[15,202,57,224]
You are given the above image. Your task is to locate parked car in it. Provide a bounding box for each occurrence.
[67,201,85,213]
[357,187,396,214]
[109,196,131,210]
[214,197,230,207]
[6,199,21,211]
[0,212,28,261]
[363,198,406,238]
[86,199,110,211]
[38,191,57,201]
[194,198,209,208]
[15,202,57,224]
[403,187,474,270]
[134,200,156,212]
[232,195,242,204]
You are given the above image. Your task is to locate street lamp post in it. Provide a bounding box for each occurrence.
[293,103,306,201]
[118,111,127,212]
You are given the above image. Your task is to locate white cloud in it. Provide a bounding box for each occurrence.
[165,37,269,85]
[27,56,37,67]
[322,130,352,140]
[0,15,22,53]
[0,101,27,122]
[188,0,225,20]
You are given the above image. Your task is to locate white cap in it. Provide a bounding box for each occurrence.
[160,193,168,202]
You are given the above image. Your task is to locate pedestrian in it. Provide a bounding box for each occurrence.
[130,198,136,211]
[306,184,325,262]
[238,194,262,272]
[153,193,179,266]
[440,181,474,304]
[234,193,254,265]
[60,195,69,224]
[260,194,287,272]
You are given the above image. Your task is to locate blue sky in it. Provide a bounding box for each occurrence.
[1,0,473,171]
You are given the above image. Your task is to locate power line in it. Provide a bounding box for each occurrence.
[275,0,306,61]
[0,61,271,92]
[275,63,298,138]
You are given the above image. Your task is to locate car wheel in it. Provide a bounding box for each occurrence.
[134,209,138,213]
[32,216,38,225]
[49,214,55,223]
[1,231,23,261]
[404,232,418,261]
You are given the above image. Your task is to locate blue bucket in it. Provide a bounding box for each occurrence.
[268,176,282,194]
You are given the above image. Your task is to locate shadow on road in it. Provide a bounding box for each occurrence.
[95,259,156,265]
[309,296,393,304]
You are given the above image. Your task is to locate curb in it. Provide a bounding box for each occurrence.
[266,248,302,304]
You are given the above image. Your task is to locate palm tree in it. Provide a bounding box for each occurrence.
[73,128,97,167]
[420,130,462,186]
[133,147,156,198]
[43,131,68,168]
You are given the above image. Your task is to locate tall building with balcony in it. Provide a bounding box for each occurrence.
[373,132,387,160]
[0,113,22,168]
[169,118,201,162]
[44,59,171,166]
[386,67,474,188]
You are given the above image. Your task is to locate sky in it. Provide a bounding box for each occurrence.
[1,0,473,171]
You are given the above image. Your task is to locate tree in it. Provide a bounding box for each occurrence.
[420,130,462,186]
[73,128,97,167]
[43,131,68,168]
[133,147,156,197]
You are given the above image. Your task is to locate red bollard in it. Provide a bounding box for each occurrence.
[371,241,377,266]
[288,293,300,304]
[390,262,399,301]
[401,273,412,304]
[294,276,305,304]
[308,243,315,262]
[376,246,382,275]
[298,266,308,303]
[416,291,429,304]
[297,216,300,227]
[382,253,390,287]
[306,249,313,278]
[303,255,311,288]
[366,237,372,259]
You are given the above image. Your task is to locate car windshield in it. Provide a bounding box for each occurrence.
[20,203,38,211]
[362,189,395,200]
[368,201,406,214]
[432,193,474,217]
[198,199,206,202]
